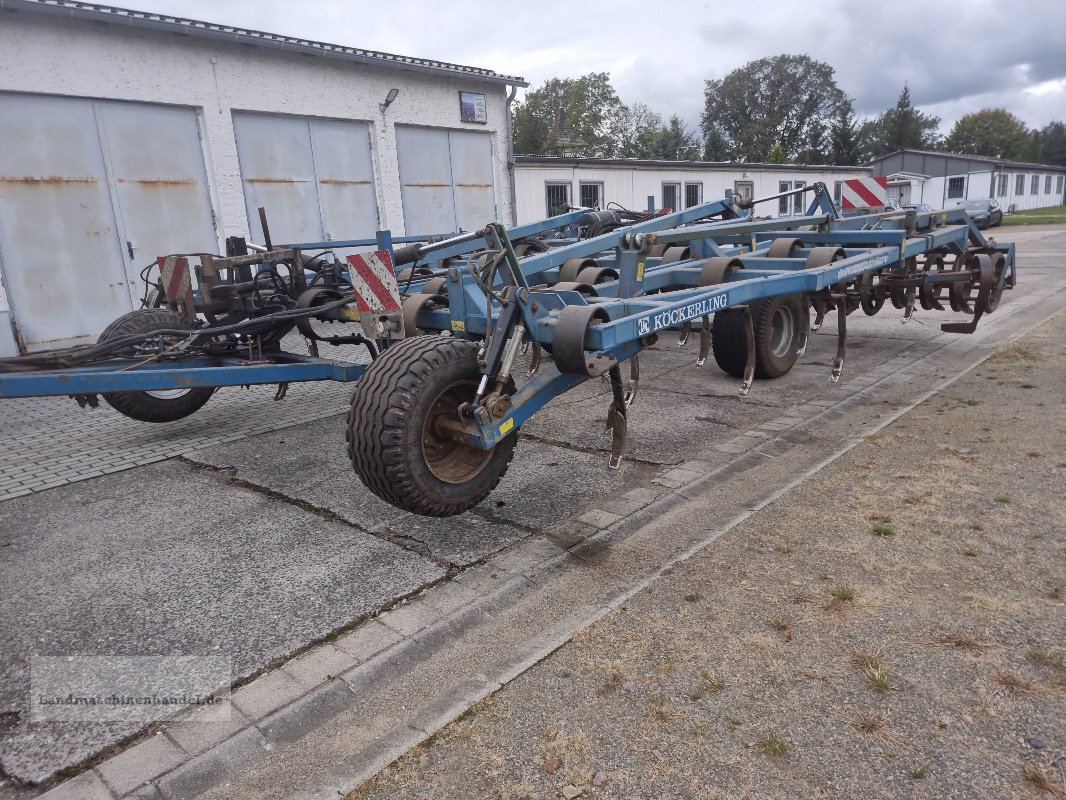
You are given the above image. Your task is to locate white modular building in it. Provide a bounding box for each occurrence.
[869,149,1066,211]
[513,156,872,224]
[0,0,526,356]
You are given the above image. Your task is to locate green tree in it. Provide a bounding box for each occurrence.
[1039,121,1066,166]
[701,54,846,162]
[703,124,728,161]
[767,143,787,164]
[1020,129,1042,162]
[944,108,1036,159]
[862,85,941,157]
[829,99,864,165]
[796,118,827,165]
[614,102,665,158]
[647,115,703,161]
[513,73,624,157]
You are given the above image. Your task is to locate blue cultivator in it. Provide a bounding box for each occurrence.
[0,183,1014,515]
[345,183,1014,514]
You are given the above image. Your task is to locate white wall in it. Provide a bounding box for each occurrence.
[905,170,1064,211]
[515,164,871,224]
[0,12,515,348]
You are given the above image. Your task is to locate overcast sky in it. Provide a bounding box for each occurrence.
[131,0,1065,135]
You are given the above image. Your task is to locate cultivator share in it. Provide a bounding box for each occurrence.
[0,184,1016,515]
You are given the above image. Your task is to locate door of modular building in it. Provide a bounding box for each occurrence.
[395,126,496,236]
[0,94,217,353]
[232,113,379,246]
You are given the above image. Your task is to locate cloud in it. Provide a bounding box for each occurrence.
[121,0,1066,134]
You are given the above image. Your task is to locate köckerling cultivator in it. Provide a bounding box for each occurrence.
[0,184,1015,515]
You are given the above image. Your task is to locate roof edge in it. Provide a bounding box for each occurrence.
[1,0,528,87]
[515,156,870,173]
[869,148,1065,173]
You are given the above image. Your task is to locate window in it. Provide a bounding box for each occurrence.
[833,180,843,204]
[996,174,1008,197]
[1031,175,1040,194]
[1016,174,1025,195]
[1045,175,1053,194]
[1058,175,1065,194]
[947,176,965,199]
[733,181,754,203]
[777,180,808,215]
[662,182,680,212]
[545,182,571,217]
[579,182,602,210]
[684,182,703,208]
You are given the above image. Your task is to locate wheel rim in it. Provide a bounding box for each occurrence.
[144,388,192,400]
[770,305,795,358]
[421,380,493,484]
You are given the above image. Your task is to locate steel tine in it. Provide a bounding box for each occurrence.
[739,306,755,396]
[830,297,847,382]
[677,320,692,347]
[697,314,711,366]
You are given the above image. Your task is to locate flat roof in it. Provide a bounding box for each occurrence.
[870,148,1066,174]
[515,156,869,173]
[1,0,528,87]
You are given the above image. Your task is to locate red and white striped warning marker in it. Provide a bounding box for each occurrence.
[840,176,888,210]
[346,250,401,313]
[158,256,192,303]
[346,250,403,338]
[157,255,195,317]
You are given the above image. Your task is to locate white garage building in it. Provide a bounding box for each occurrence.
[514,156,871,224]
[0,0,526,356]
[868,149,1066,211]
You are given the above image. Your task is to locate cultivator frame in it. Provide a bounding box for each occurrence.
[0,182,1015,515]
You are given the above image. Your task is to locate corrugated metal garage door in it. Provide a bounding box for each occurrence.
[0,94,217,353]
[395,127,495,235]
[232,113,379,245]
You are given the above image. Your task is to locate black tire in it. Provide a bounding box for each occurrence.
[98,309,215,422]
[711,294,804,379]
[347,337,518,516]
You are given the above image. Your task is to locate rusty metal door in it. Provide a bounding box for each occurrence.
[233,114,323,245]
[0,94,131,352]
[395,126,496,235]
[98,102,218,283]
[309,119,378,241]
[448,130,496,231]
[233,113,378,245]
[0,94,217,353]
[395,126,457,235]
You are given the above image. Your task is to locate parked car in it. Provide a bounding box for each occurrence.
[904,202,936,214]
[956,198,1003,229]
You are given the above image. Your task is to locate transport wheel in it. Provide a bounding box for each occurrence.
[347,337,519,516]
[711,294,804,379]
[98,309,215,422]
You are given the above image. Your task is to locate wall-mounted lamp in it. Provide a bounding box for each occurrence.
[380,88,399,113]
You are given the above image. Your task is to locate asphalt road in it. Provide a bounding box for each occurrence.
[0,225,1063,791]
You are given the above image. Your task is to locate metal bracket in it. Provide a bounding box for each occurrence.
[71,393,99,410]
